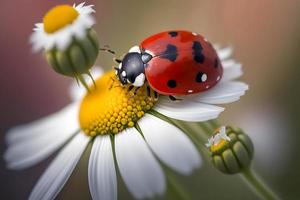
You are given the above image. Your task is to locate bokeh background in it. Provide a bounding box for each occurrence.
[1,0,300,199]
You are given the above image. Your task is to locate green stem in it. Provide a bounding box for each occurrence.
[149,109,212,162]
[192,121,214,138]
[176,121,207,144]
[149,111,279,199]
[165,169,191,200]
[187,120,279,200]
[209,119,220,129]
[240,168,279,200]
[77,74,90,92]
[174,121,211,161]
[148,109,207,149]
[87,70,97,89]
[197,122,212,137]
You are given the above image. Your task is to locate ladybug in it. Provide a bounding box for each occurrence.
[114,30,223,100]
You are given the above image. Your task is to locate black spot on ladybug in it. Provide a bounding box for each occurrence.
[193,41,202,50]
[192,41,205,63]
[167,80,177,88]
[196,72,207,83]
[168,31,178,37]
[214,58,218,68]
[160,44,178,62]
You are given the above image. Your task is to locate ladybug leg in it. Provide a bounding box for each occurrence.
[146,84,158,100]
[108,76,116,90]
[126,85,135,94]
[146,85,151,98]
[154,91,159,100]
[128,87,141,99]
[169,95,182,101]
[109,75,123,89]
[133,87,141,95]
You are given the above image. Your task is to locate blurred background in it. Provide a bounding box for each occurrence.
[1,0,300,199]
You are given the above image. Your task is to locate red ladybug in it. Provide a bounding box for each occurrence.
[115,30,223,100]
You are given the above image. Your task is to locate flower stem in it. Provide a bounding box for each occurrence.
[148,109,211,163]
[149,110,279,199]
[148,109,207,149]
[87,70,97,89]
[165,168,191,200]
[208,119,220,130]
[191,121,215,138]
[176,121,207,144]
[77,74,90,92]
[185,119,279,199]
[173,120,211,161]
[197,122,212,137]
[240,168,279,200]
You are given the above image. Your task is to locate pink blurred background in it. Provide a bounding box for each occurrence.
[1,0,300,199]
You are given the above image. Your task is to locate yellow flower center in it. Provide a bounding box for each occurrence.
[210,139,228,152]
[43,5,79,34]
[79,71,157,136]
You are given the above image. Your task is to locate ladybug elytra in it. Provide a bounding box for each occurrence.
[115,30,223,100]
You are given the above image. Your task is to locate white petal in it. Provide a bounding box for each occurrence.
[31,3,95,51]
[222,59,243,81]
[4,103,80,169]
[217,46,233,60]
[56,31,72,51]
[186,81,249,104]
[115,128,165,199]
[154,98,224,122]
[88,136,117,200]
[138,114,201,175]
[29,133,90,200]
[69,66,104,101]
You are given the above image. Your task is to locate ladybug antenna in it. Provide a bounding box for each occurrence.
[100,45,122,64]
[99,45,116,55]
[108,76,116,90]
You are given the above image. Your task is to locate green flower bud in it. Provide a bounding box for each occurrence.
[45,28,99,77]
[207,126,254,174]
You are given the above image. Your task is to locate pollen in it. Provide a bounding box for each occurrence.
[210,139,228,152]
[43,5,79,34]
[79,70,157,136]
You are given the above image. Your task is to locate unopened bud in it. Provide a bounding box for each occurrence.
[45,28,99,77]
[207,126,254,174]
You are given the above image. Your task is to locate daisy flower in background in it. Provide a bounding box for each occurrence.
[4,2,249,200]
[30,3,99,88]
[30,3,95,52]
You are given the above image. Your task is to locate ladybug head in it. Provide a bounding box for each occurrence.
[115,49,152,87]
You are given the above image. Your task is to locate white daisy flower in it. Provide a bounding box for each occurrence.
[30,3,99,82]
[4,46,247,200]
[30,2,95,51]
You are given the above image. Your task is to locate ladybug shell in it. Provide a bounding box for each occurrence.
[140,30,223,96]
